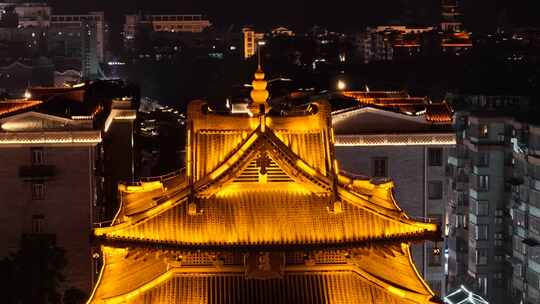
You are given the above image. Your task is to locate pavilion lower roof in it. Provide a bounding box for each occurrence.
[88,244,440,304]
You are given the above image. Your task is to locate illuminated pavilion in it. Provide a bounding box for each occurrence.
[88,67,442,304]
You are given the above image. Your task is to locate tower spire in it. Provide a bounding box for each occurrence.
[249,50,269,115]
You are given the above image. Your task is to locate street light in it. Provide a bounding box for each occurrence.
[337,80,347,91]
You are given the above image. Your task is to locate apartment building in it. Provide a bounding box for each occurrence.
[0,84,137,292]
[445,95,534,304]
[332,91,456,296]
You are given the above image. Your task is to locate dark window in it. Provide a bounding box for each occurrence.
[31,183,45,200]
[31,147,44,165]
[477,152,490,167]
[475,225,488,240]
[428,181,443,200]
[476,249,488,265]
[31,214,44,233]
[428,148,443,166]
[475,200,489,216]
[478,175,489,191]
[372,158,387,177]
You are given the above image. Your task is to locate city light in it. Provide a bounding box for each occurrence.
[23,90,31,99]
[337,80,347,91]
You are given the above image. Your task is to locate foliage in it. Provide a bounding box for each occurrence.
[0,235,66,304]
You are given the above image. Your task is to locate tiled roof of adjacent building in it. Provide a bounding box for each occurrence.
[0,100,42,118]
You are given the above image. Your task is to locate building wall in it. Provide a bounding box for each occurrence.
[335,144,449,296]
[0,145,96,292]
[446,107,525,304]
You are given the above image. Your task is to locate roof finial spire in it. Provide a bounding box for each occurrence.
[249,46,269,116]
[257,42,263,70]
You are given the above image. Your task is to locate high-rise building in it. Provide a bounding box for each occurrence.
[332,91,455,296]
[86,68,441,304]
[508,117,540,304]
[445,94,533,304]
[0,83,137,292]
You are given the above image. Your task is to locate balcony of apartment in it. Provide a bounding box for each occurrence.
[470,176,489,195]
[450,174,470,193]
[528,133,540,157]
[448,193,469,217]
[530,187,540,210]
[527,285,540,304]
[448,147,469,168]
[467,127,508,146]
[512,275,525,292]
[18,165,56,180]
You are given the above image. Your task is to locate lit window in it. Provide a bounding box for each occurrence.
[429,247,442,266]
[480,124,489,137]
[428,148,443,166]
[428,181,443,200]
[514,210,526,228]
[31,183,45,200]
[372,157,387,178]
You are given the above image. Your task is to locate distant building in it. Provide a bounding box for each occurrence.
[242,27,264,59]
[271,26,295,37]
[0,83,137,293]
[0,57,54,96]
[356,26,434,64]
[441,32,473,55]
[0,2,108,80]
[355,24,472,63]
[0,1,51,28]
[440,0,463,33]
[50,11,108,75]
[332,90,456,297]
[123,14,211,46]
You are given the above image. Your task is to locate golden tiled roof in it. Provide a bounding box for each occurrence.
[96,187,435,247]
[88,244,439,304]
[89,71,440,304]
[95,122,437,247]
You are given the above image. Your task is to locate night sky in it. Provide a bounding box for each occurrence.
[47,0,539,32]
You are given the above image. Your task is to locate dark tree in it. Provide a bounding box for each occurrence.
[0,235,66,304]
[63,287,87,304]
